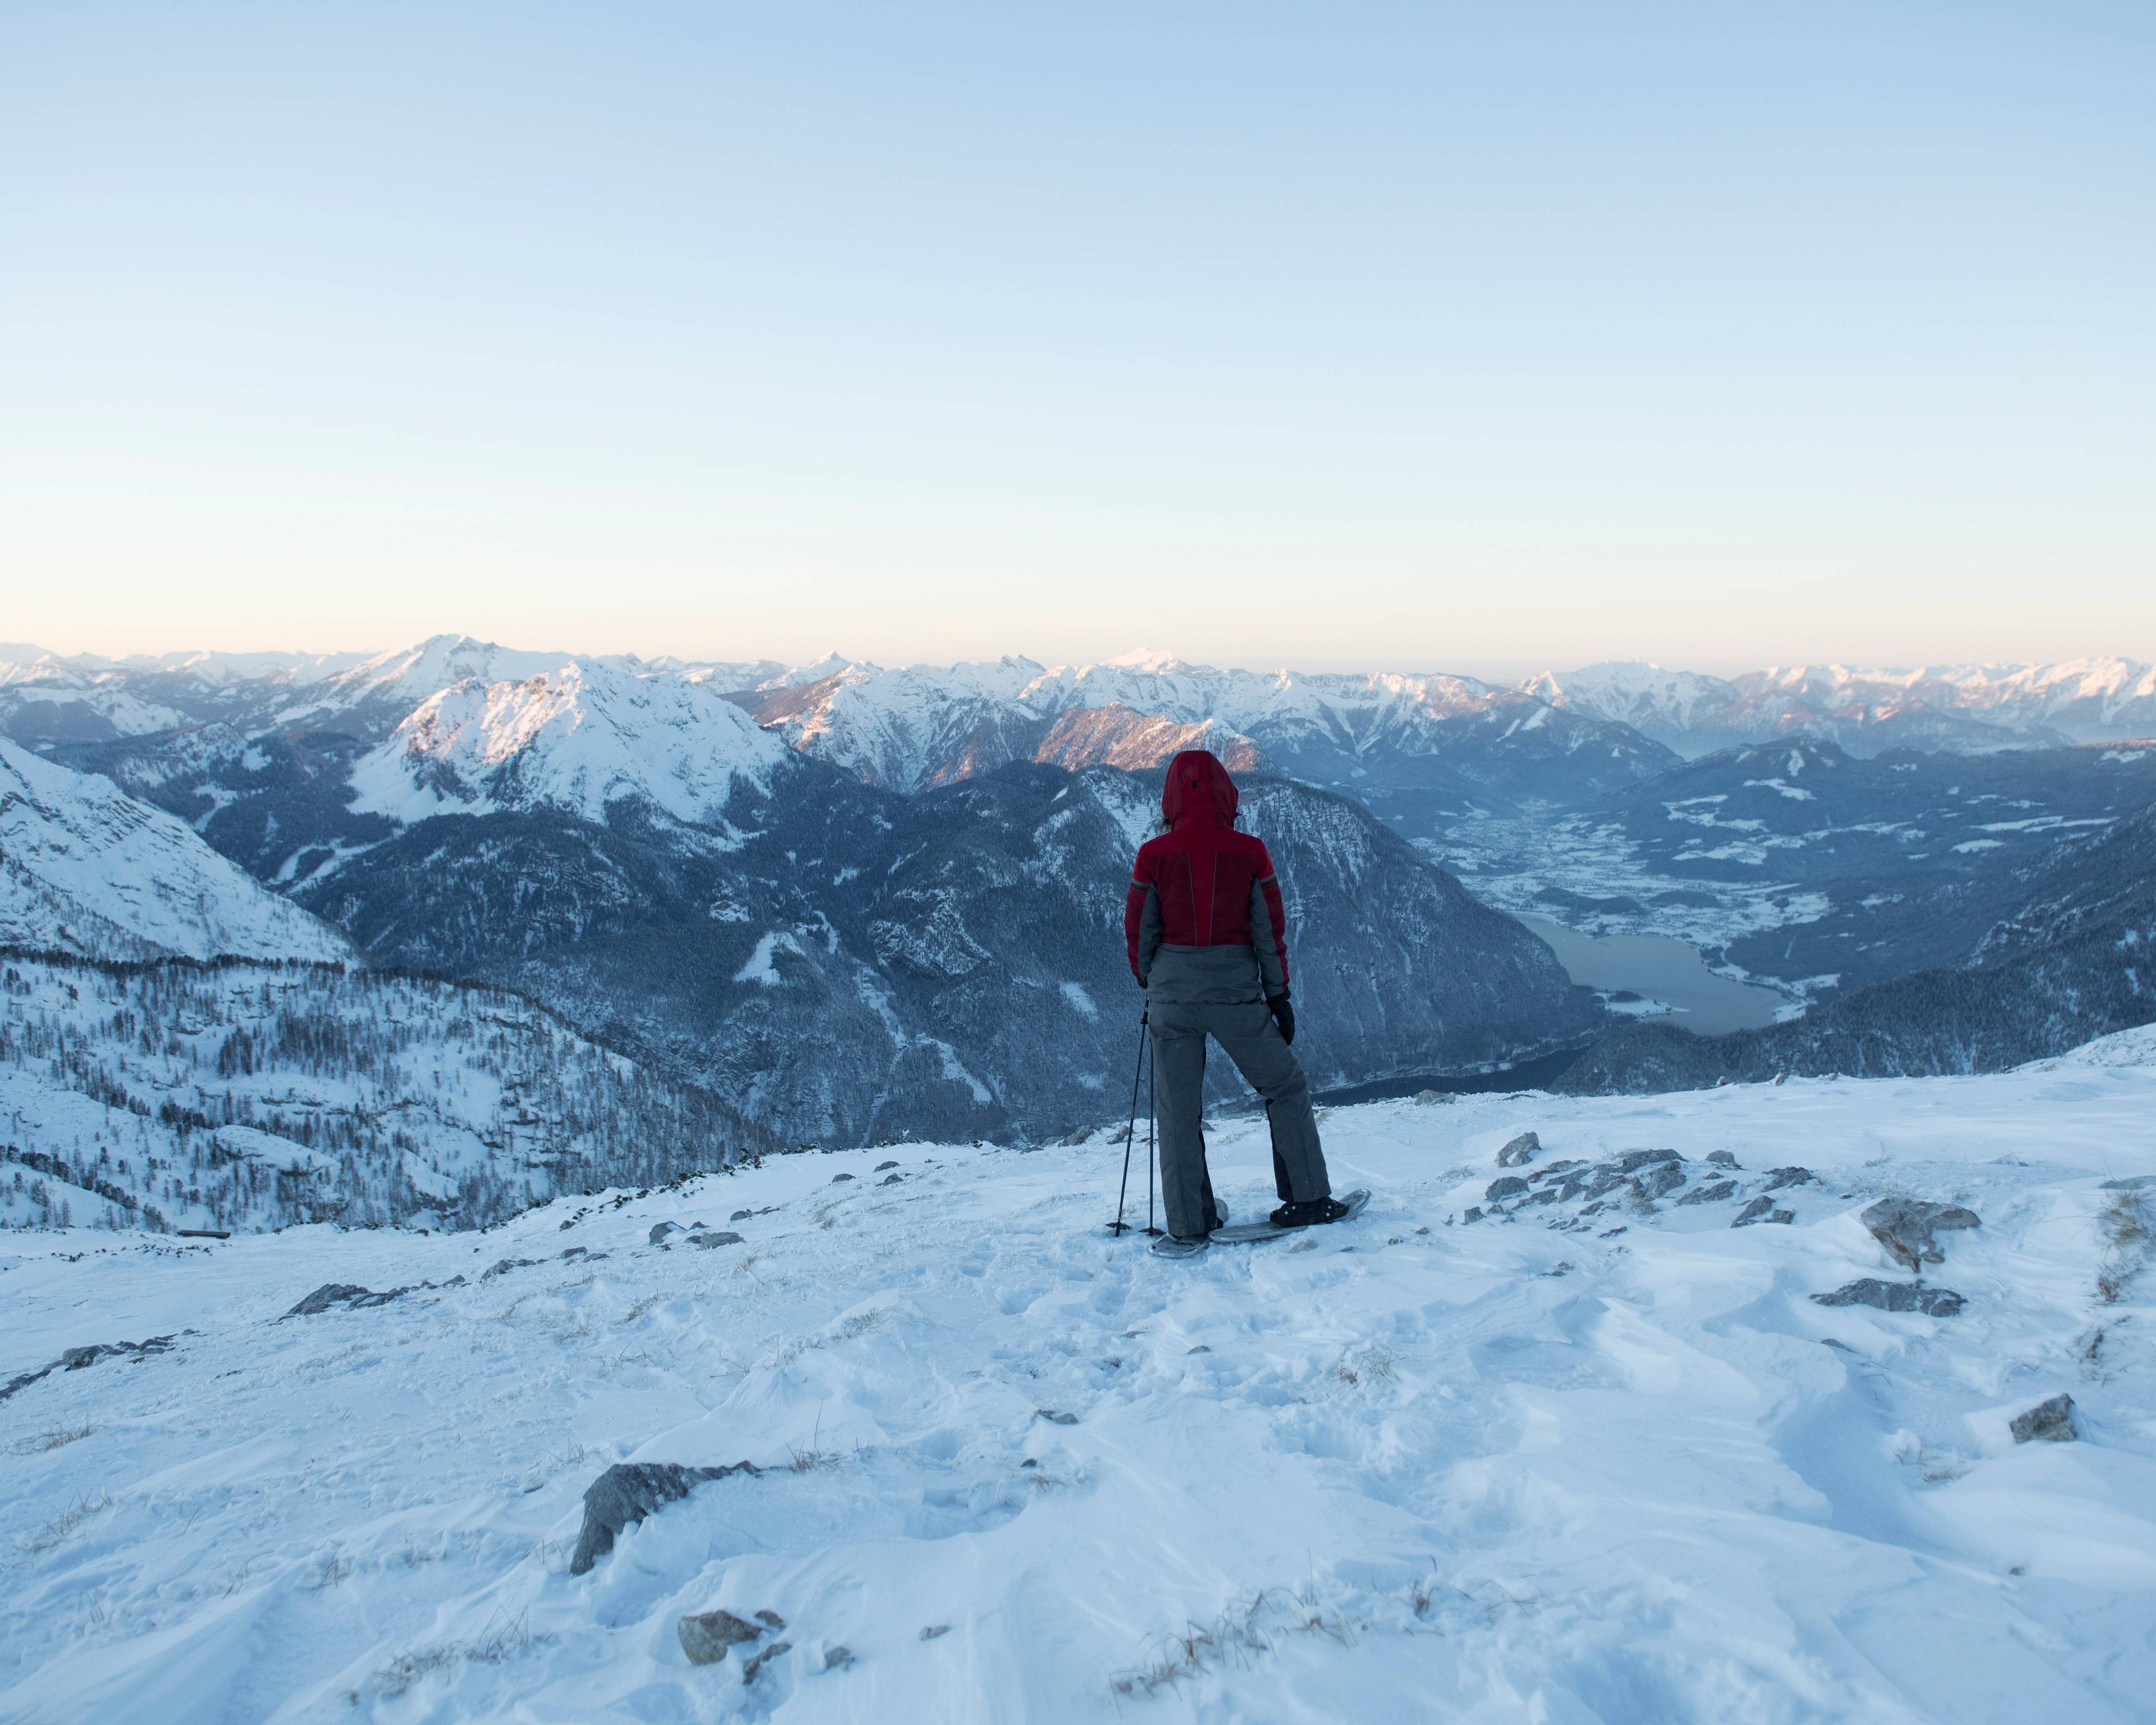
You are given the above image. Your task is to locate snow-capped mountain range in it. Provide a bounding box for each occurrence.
[1528,658,2156,756]
[10,640,2153,796]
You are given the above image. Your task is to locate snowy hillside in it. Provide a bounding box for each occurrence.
[348,659,785,827]
[0,740,346,962]
[3,1058,2153,1721]
[0,952,763,1235]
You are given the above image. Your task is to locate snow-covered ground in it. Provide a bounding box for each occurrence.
[4,1051,2154,1723]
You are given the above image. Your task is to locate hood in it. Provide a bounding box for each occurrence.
[1161,749,1239,829]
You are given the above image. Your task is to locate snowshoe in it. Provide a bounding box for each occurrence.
[1269,1194,1354,1229]
[1212,1189,1371,1245]
[1150,1234,1211,1259]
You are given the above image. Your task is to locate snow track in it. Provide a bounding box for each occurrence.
[3,1063,2154,1722]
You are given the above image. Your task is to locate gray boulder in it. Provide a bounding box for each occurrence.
[679,1609,764,1665]
[688,1230,745,1249]
[1706,1150,1740,1168]
[1761,1166,1814,1193]
[1618,1148,1680,1173]
[650,1222,681,1245]
[1496,1131,1540,1167]
[1811,1278,1965,1317]
[1677,1180,1737,1207]
[1732,1198,1793,1227]
[1485,1176,1530,1203]
[570,1460,761,1575]
[1862,1198,1981,1270]
[2009,1393,2076,1444]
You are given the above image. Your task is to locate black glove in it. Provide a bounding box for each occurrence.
[1267,994,1295,1044]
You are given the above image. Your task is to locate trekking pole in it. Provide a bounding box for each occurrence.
[1145,1026,1162,1236]
[1109,1008,1148,1235]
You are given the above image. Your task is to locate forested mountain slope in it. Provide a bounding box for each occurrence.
[0,953,762,1234]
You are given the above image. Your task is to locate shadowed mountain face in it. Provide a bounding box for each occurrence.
[1559,805,2156,1093]
[295,761,1602,1144]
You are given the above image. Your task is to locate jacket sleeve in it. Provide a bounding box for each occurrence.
[1125,862,1161,984]
[1248,849,1290,996]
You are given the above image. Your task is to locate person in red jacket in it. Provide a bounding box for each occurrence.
[1125,749,1344,1245]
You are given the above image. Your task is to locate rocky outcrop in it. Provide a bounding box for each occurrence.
[1,1334,180,1403]
[284,1283,412,1317]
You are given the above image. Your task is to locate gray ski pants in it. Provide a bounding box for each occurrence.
[1149,999,1331,1242]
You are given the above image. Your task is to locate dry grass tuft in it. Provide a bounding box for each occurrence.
[28,1490,113,1554]
[1109,1586,1354,1697]
[11,1422,94,1455]
[2095,1192,2153,1305]
[1331,1344,1396,1390]
[349,1613,538,1704]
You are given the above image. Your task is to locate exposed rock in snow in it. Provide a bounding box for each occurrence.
[0,739,348,961]
[1863,1197,1982,1270]
[1495,1130,1540,1167]
[2010,1393,2077,1443]
[1812,1278,1967,1317]
[677,1608,764,1664]
[570,1461,760,1575]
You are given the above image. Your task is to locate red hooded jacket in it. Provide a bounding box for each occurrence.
[1124,750,1291,994]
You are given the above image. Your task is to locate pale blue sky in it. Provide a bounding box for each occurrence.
[2,3,2150,674]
